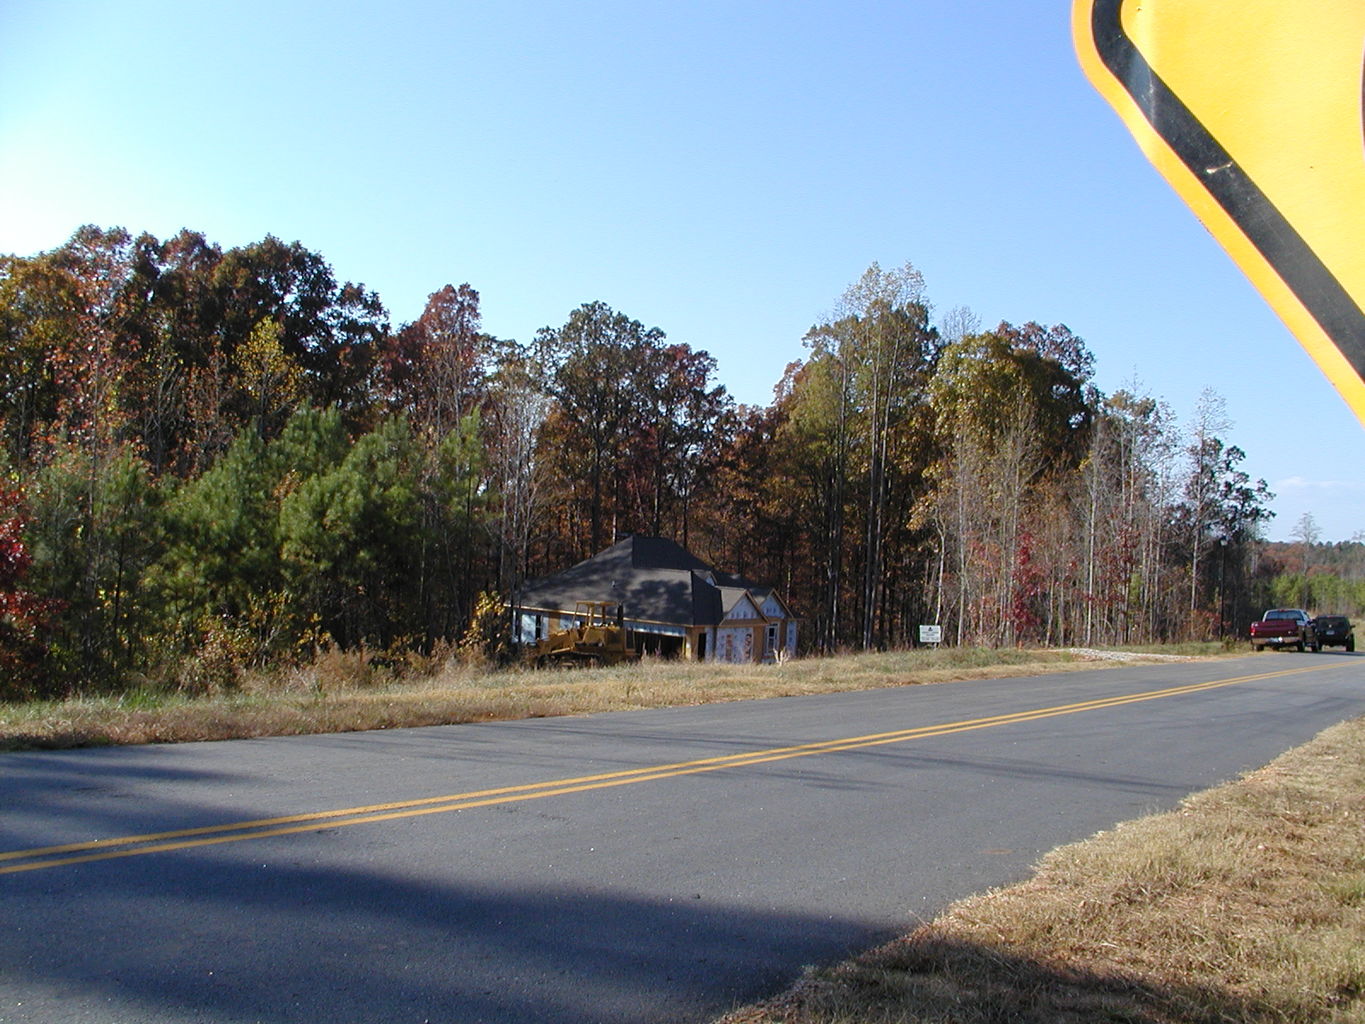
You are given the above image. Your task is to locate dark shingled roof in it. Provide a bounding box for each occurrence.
[516,535,784,628]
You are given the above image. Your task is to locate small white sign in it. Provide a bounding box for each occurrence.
[918,624,942,645]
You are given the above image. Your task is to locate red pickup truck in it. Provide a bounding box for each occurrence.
[1249,608,1319,652]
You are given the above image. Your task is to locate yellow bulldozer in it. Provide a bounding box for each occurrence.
[532,601,640,668]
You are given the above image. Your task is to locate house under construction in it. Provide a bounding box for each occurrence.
[513,535,798,664]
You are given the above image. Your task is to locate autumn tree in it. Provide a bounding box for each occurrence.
[627,342,732,546]
[485,344,551,596]
[0,489,53,697]
[831,263,940,648]
[0,251,86,465]
[208,236,387,422]
[1181,389,1231,618]
[699,399,797,593]
[769,353,851,650]
[927,324,1094,645]
[1078,387,1179,644]
[535,302,664,557]
[380,284,487,438]
[134,230,224,474]
[1208,443,1276,633]
[0,227,386,476]
[26,445,163,690]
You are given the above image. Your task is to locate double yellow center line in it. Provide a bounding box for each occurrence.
[1,663,1330,875]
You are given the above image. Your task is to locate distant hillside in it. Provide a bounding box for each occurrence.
[1258,539,1365,580]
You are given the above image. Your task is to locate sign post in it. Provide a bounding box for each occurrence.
[1073,0,1365,426]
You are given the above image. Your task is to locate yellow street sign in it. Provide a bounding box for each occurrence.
[1073,0,1365,426]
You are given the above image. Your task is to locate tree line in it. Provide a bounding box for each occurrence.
[0,225,1345,700]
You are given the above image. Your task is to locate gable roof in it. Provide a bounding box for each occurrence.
[516,535,791,629]
[719,589,760,621]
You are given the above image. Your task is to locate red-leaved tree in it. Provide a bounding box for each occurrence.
[0,489,53,696]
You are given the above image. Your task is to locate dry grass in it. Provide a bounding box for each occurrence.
[0,644,1220,751]
[717,716,1365,1024]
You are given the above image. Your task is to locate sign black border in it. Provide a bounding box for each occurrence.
[1090,0,1365,379]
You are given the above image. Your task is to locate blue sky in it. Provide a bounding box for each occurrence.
[2,0,1361,541]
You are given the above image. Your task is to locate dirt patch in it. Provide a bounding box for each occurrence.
[1064,647,1201,662]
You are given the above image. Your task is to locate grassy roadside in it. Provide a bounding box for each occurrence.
[0,643,1225,751]
[717,715,1365,1024]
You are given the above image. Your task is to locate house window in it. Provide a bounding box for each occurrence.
[766,625,778,656]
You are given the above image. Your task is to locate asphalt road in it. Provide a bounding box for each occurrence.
[2,653,1362,1024]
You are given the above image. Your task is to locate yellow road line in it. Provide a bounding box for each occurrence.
[0,663,1331,875]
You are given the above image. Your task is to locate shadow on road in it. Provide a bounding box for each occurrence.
[3,846,883,1024]
[3,823,1296,1024]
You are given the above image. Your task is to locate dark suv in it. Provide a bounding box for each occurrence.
[1312,615,1355,651]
